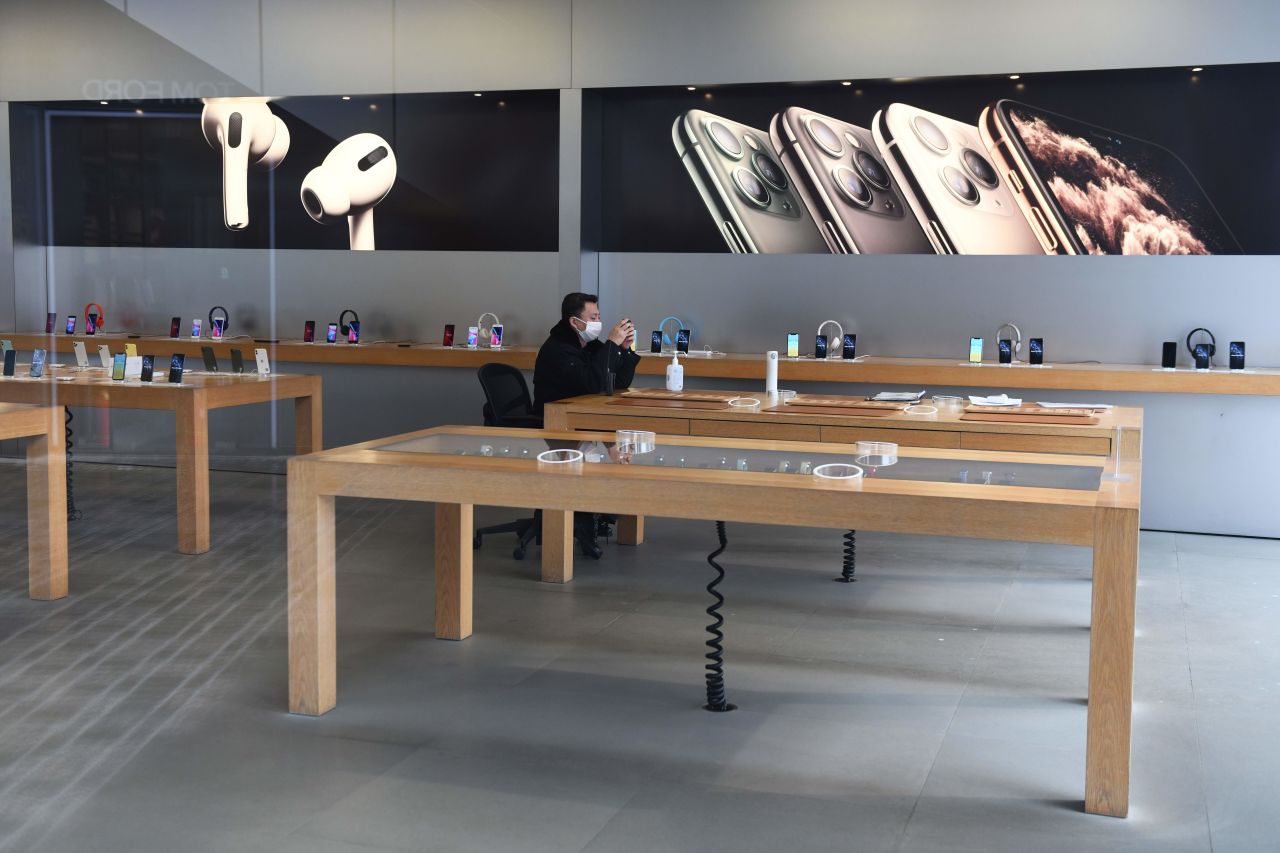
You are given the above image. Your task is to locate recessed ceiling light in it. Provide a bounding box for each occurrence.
[686,86,696,91]
[369,103,378,111]
[341,95,351,101]
[1191,67,1203,72]
[474,92,482,97]
[840,81,852,86]
[1008,74,1021,80]
[99,100,108,105]
[134,108,143,115]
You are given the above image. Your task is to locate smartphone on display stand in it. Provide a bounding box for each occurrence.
[212,318,225,339]
[814,334,828,360]
[676,330,690,354]
[674,109,829,254]
[65,316,76,335]
[1162,341,1178,369]
[842,333,857,359]
[969,337,984,364]
[1029,338,1044,365]
[97,345,112,368]
[230,349,245,374]
[326,323,338,344]
[303,320,315,343]
[86,314,97,335]
[141,355,154,382]
[72,341,89,368]
[168,353,185,383]
[1229,341,1245,370]
[45,313,57,334]
[1193,344,1210,370]
[770,107,932,254]
[490,324,503,348]
[170,316,181,338]
[347,320,360,344]
[190,319,201,339]
[254,348,270,375]
[786,333,799,359]
[111,353,126,381]
[466,326,479,348]
[874,103,1046,255]
[650,331,662,354]
[201,346,218,372]
[998,339,1012,364]
[29,349,47,378]
[443,324,455,347]
[3,349,17,377]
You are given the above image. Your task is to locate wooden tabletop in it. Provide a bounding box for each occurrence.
[7,332,1277,395]
[0,402,61,441]
[0,367,320,410]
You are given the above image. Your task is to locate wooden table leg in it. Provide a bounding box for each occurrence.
[1084,505,1140,817]
[288,461,336,715]
[617,515,645,546]
[435,503,473,640]
[175,392,210,554]
[295,390,323,455]
[26,421,68,600]
[541,509,574,583]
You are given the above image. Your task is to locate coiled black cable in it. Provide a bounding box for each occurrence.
[65,407,82,521]
[704,520,736,712]
[835,528,856,582]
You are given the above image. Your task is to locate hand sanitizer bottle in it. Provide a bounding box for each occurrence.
[666,352,684,392]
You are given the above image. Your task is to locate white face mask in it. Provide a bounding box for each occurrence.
[573,318,603,342]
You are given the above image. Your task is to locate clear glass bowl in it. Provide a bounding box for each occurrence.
[615,429,656,455]
[855,441,898,467]
[813,463,865,480]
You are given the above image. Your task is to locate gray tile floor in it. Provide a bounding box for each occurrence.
[0,462,1277,852]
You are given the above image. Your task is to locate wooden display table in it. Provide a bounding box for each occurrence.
[0,367,321,554]
[545,390,1142,549]
[287,425,1141,817]
[0,403,68,599]
[8,332,1278,395]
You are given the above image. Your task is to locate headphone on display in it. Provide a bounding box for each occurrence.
[1186,327,1216,360]
[209,305,229,335]
[84,302,104,331]
[339,309,359,337]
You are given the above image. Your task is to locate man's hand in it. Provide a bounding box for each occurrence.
[608,319,632,346]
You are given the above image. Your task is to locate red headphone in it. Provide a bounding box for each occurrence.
[84,302,105,331]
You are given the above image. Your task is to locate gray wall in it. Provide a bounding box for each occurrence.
[3,0,1279,535]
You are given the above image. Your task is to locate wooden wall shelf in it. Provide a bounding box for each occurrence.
[7,332,1278,395]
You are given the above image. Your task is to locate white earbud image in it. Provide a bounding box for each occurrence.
[200,98,290,230]
[300,133,397,251]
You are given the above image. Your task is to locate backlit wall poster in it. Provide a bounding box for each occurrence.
[9,90,558,251]
[595,62,1280,254]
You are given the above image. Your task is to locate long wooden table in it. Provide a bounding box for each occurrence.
[544,389,1141,565]
[0,367,321,554]
[287,425,1142,817]
[0,403,68,599]
[8,331,1278,395]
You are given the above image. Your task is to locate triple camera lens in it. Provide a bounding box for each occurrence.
[733,168,770,208]
[709,120,786,208]
[707,120,744,159]
[941,165,980,205]
[832,166,872,207]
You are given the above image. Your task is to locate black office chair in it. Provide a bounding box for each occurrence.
[472,364,543,559]
[472,363,604,560]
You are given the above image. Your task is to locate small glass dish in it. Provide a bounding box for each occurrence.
[855,441,898,467]
[727,397,761,412]
[536,449,583,465]
[777,389,797,401]
[904,404,938,417]
[615,429,656,455]
[813,463,864,480]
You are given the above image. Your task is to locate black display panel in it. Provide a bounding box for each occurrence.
[11,91,559,251]
[592,62,1280,254]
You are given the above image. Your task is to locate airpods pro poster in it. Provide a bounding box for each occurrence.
[594,61,1280,255]
[11,90,558,251]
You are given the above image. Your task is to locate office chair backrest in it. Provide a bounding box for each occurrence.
[477,363,535,426]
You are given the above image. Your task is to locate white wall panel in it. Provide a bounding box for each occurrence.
[571,0,1280,88]
[394,0,571,92]
[261,0,394,96]
[127,0,263,93]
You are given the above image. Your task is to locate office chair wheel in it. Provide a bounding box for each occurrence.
[473,533,482,550]
[513,545,527,560]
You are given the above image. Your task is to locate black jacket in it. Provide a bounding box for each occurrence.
[533,319,641,414]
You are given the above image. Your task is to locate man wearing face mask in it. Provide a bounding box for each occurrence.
[533,292,640,416]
